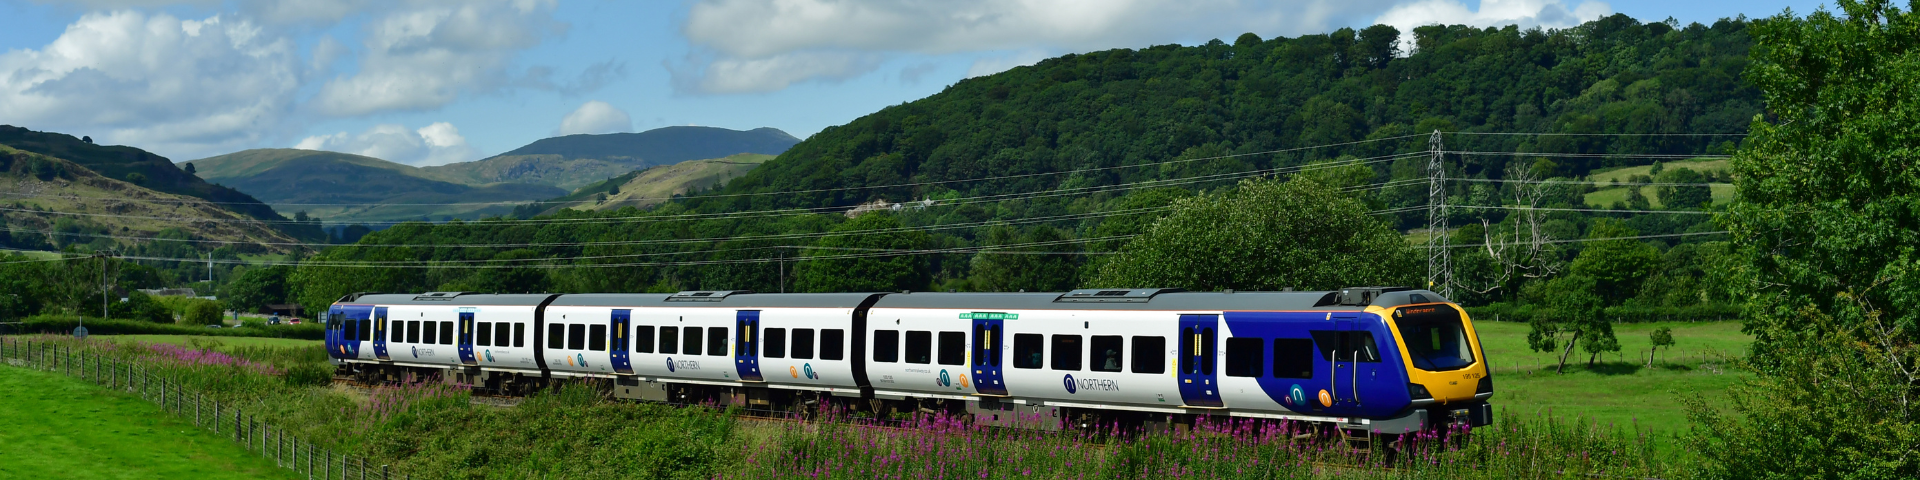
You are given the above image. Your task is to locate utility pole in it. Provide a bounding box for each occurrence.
[1426,130,1453,298]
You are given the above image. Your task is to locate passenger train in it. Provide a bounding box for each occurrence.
[325,286,1493,435]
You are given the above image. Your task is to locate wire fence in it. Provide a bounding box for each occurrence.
[0,337,403,480]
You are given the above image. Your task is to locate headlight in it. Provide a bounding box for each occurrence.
[1408,382,1432,400]
[1476,375,1494,394]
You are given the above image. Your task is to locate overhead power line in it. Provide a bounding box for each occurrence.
[1426,231,1730,249]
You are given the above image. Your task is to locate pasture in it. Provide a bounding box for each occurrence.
[0,364,297,480]
[1473,320,1752,433]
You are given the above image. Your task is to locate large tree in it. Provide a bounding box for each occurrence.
[1089,177,1417,291]
[1687,2,1920,478]
[795,213,933,293]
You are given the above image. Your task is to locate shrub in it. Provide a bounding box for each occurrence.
[183,300,223,326]
[283,362,332,387]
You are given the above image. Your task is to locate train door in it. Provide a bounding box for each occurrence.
[458,308,477,366]
[735,311,762,381]
[373,307,391,360]
[1331,314,1361,409]
[971,316,1007,396]
[611,309,633,374]
[342,307,368,359]
[1177,314,1224,407]
[326,307,342,358]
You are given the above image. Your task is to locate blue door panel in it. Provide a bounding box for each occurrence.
[457,309,477,366]
[971,318,1007,396]
[611,310,633,374]
[1177,314,1223,407]
[735,311,762,381]
[373,307,390,360]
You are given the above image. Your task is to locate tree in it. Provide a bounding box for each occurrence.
[795,213,932,293]
[1686,4,1920,478]
[220,266,293,314]
[1648,327,1674,367]
[80,135,92,144]
[1656,167,1711,209]
[968,224,1080,292]
[1568,219,1662,305]
[1526,274,1608,374]
[182,162,196,175]
[183,299,223,326]
[123,172,146,185]
[1089,177,1417,291]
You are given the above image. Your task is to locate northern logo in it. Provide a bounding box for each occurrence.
[937,369,951,387]
[576,353,588,368]
[411,345,418,358]
[484,349,494,363]
[666,357,676,372]
[1063,374,1078,394]
[1288,384,1306,406]
[803,363,818,380]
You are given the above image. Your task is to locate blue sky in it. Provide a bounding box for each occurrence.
[0,0,1828,165]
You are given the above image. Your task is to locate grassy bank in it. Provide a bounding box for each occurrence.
[0,364,297,479]
[1475,320,1751,433]
[4,335,1712,479]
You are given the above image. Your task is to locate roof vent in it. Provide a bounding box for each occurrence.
[1055,288,1183,303]
[413,291,469,301]
[1335,287,1413,306]
[337,292,384,303]
[666,290,751,302]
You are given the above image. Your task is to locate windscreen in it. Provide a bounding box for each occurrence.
[1394,305,1476,371]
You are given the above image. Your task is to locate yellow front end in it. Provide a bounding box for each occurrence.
[1373,303,1491,405]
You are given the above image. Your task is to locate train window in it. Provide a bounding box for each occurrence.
[1225,337,1264,377]
[660,326,680,355]
[872,330,899,363]
[1131,336,1165,374]
[708,327,728,357]
[904,331,932,364]
[791,328,814,359]
[496,322,511,348]
[634,326,655,353]
[407,321,421,344]
[937,331,965,366]
[548,324,563,349]
[1012,334,1043,369]
[1395,307,1474,371]
[762,328,784,358]
[390,320,403,342]
[1089,336,1123,372]
[820,329,844,361]
[684,327,704,356]
[1051,335,1082,371]
[1310,331,1382,363]
[1201,327,1216,375]
[589,325,607,352]
[436,321,451,345]
[1273,338,1314,379]
[1180,327,1195,374]
[425,321,439,347]
[360,320,373,341]
[566,324,586,350]
[476,323,493,347]
[990,325,1003,367]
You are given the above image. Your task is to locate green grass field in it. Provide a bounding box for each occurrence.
[97,334,321,349]
[1474,320,1752,433]
[1583,158,1737,208]
[0,364,297,479]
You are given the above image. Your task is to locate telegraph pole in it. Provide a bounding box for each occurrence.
[1426,131,1453,298]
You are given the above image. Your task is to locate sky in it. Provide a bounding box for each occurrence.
[0,0,1830,166]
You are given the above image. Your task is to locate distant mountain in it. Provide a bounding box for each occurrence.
[186,149,566,224]
[0,144,300,251]
[423,126,799,190]
[517,153,775,217]
[0,125,312,237]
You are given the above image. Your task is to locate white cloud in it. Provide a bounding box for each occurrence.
[310,1,565,116]
[557,101,632,136]
[0,10,300,159]
[965,50,1051,78]
[1374,0,1612,53]
[676,0,1400,94]
[294,122,476,166]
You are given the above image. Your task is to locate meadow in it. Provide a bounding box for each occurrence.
[0,364,297,479]
[0,321,1747,478]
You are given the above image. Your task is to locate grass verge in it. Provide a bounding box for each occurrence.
[0,364,297,479]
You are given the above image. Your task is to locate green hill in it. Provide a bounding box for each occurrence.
[0,145,300,252]
[423,126,799,190]
[185,149,566,224]
[521,153,775,216]
[0,126,315,239]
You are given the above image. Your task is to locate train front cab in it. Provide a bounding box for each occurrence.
[1373,301,1493,433]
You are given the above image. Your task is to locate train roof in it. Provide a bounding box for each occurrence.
[334,288,1449,311]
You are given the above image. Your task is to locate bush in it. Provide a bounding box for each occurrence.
[283,362,332,387]
[183,300,223,326]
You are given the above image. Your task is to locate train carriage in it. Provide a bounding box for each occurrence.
[326,286,1492,436]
